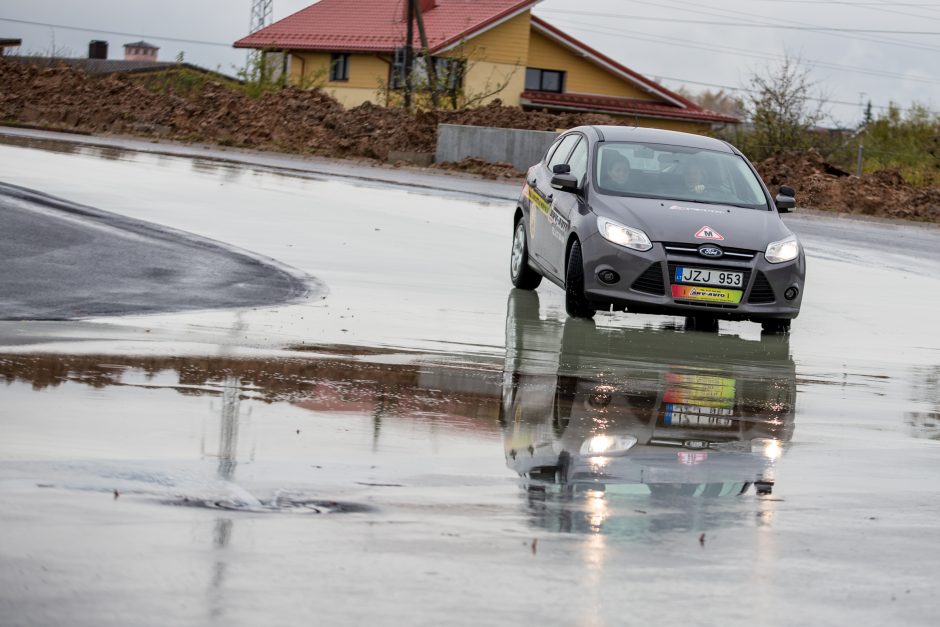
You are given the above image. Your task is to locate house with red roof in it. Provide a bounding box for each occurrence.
[234,0,737,132]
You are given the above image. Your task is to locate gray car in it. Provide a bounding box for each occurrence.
[510,126,805,333]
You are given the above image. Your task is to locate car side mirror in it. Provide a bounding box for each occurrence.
[551,173,580,192]
[775,185,796,212]
[552,163,571,174]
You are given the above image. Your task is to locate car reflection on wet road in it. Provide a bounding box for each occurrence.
[501,290,795,533]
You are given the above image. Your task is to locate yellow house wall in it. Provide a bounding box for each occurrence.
[615,116,710,134]
[290,51,389,106]
[461,61,525,106]
[440,10,531,105]
[443,11,531,66]
[526,30,657,101]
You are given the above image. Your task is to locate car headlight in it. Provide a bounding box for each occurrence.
[597,217,652,252]
[765,235,800,264]
[579,434,638,456]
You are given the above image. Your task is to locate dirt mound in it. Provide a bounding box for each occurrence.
[757,149,940,222]
[2,60,938,222]
[0,60,618,162]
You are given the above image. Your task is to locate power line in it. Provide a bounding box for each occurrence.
[0,17,233,48]
[730,0,940,21]
[539,4,940,54]
[538,9,940,34]
[627,0,940,53]
[559,18,940,87]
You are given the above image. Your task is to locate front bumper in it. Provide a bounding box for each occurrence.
[580,233,805,321]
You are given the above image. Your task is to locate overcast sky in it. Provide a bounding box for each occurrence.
[3,0,939,125]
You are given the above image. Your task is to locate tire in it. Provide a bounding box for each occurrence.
[565,240,595,319]
[510,219,542,289]
[760,319,792,334]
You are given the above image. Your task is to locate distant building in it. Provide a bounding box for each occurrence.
[5,39,236,83]
[0,38,22,57]
[234,0,737,132]
[123,41,159,62]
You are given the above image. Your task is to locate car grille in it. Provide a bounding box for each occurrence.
[748,272,776,303]
[663,242,757,260]
[631,262,665,295]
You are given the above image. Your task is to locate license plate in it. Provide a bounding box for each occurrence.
[671,284,743,304]
[674,266,743,288]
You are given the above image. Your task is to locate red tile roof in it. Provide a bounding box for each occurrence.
[234,0,540,53]
[521,90,739,124]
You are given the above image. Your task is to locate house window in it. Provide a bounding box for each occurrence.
[390,48,407,89]
[330,53,349,81]
[525,68,564,93]
[436,58,464,90]
[389,52,463,91]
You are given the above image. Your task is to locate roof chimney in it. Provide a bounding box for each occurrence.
[88,40,108,60]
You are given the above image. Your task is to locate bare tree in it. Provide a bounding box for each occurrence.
[743,54,827,155]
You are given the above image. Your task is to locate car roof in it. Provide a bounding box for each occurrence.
[572,125,735,153]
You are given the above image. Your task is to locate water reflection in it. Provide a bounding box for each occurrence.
[907,365,940,440]
[501,290,797,534]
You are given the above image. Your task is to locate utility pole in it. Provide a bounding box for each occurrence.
[413,0,439,108]
[404,0,415,109]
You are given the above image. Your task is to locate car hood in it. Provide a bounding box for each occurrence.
[591,195,792,249]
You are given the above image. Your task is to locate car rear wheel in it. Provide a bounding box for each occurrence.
[565,240,595,319]
[510,219,542,289]
[760,319,791,334]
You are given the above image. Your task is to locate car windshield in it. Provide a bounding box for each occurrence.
[594,142,769,209]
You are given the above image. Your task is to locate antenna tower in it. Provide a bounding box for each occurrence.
[250,0,274,34]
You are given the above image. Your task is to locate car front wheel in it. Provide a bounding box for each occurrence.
[510,219,542,290]
[565,240,595,319]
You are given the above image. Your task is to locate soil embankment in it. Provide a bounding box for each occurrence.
[2,60,937,222]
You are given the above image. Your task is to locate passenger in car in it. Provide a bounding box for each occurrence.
[683,162,708,194]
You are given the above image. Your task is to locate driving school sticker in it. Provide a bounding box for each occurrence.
[694,226,725,240]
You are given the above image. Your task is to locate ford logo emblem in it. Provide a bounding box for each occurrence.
[698,245,723,258]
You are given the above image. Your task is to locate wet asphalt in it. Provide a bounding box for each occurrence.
[0,182,310,320]
[1,130,939,627]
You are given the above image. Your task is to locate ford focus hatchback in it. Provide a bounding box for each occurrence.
[510,126,805,333]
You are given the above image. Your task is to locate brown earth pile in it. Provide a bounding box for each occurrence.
[0,59,614,161]
[757,149,940,222]
[2,60,938,222]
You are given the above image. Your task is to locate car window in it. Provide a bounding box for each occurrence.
[547,135,580,172]
[543,137,564,165]
[566,137,588,185]
[594,142,769,209]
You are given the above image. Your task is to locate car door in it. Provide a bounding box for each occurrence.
[548,136,588,276]
[528,134,580,268]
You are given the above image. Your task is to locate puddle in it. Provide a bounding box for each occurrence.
[168,495,375,515]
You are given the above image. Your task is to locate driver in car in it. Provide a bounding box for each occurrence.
[600,153,633,191]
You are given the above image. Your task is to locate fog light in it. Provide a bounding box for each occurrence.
[598,269,620,284]
[784,287,799,300]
